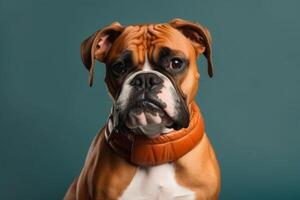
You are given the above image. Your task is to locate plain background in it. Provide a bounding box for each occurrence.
[1,0,299,199]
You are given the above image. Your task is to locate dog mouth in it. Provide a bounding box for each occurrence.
[124,99,174,129]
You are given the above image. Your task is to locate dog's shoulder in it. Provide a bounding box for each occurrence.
[174,133,221,199]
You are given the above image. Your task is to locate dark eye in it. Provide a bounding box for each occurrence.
[112,61,127,75]
[169,57,184,70]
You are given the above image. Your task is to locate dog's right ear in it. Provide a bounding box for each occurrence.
[81,22,124,86]
[169,18,214,77]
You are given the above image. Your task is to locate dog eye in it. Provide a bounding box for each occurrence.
[169,57,184,70]
[112,61,127,75]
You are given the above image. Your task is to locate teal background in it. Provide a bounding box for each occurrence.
[1,0,299,199]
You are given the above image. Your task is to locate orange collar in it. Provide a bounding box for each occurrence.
[105,101,205,166]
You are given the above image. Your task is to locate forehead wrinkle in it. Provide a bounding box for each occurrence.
[108,23,191,68]
[110,25,149,67]
[125,26,147,65]
[148,24,192,62]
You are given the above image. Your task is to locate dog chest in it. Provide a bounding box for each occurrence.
[119,163,195,200]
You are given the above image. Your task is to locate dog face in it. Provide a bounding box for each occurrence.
[81,19,213,138]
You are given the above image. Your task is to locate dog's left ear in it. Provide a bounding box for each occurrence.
[81,22,124,86]
[169,18,213,77]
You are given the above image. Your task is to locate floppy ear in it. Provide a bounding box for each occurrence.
[169,18,214,77]
[80,22,124,86]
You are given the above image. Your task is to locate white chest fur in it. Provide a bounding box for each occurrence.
[119,164,195,200]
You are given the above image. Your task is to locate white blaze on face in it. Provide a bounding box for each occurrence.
[115,56,180,137]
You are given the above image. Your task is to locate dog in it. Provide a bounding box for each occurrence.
[64,18,220,200]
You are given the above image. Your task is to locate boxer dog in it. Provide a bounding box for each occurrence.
[64,18,220,200]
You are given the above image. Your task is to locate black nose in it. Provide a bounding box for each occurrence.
[130,73,163,91]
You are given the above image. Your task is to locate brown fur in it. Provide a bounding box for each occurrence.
[65,19,220,200]
[174,134,221,199]
[64,130,137,200]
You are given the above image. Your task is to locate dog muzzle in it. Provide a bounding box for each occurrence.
[104,101,205,166]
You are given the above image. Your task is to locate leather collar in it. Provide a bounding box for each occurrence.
[105,101,205,166]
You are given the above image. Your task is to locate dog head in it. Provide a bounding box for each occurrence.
[81,19,213,138]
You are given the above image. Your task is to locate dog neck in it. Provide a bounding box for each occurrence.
[105,101,205,166]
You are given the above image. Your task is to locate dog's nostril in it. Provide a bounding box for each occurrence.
[134,79,142,86]
[130,77,143,88]
[149,76,162,86]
